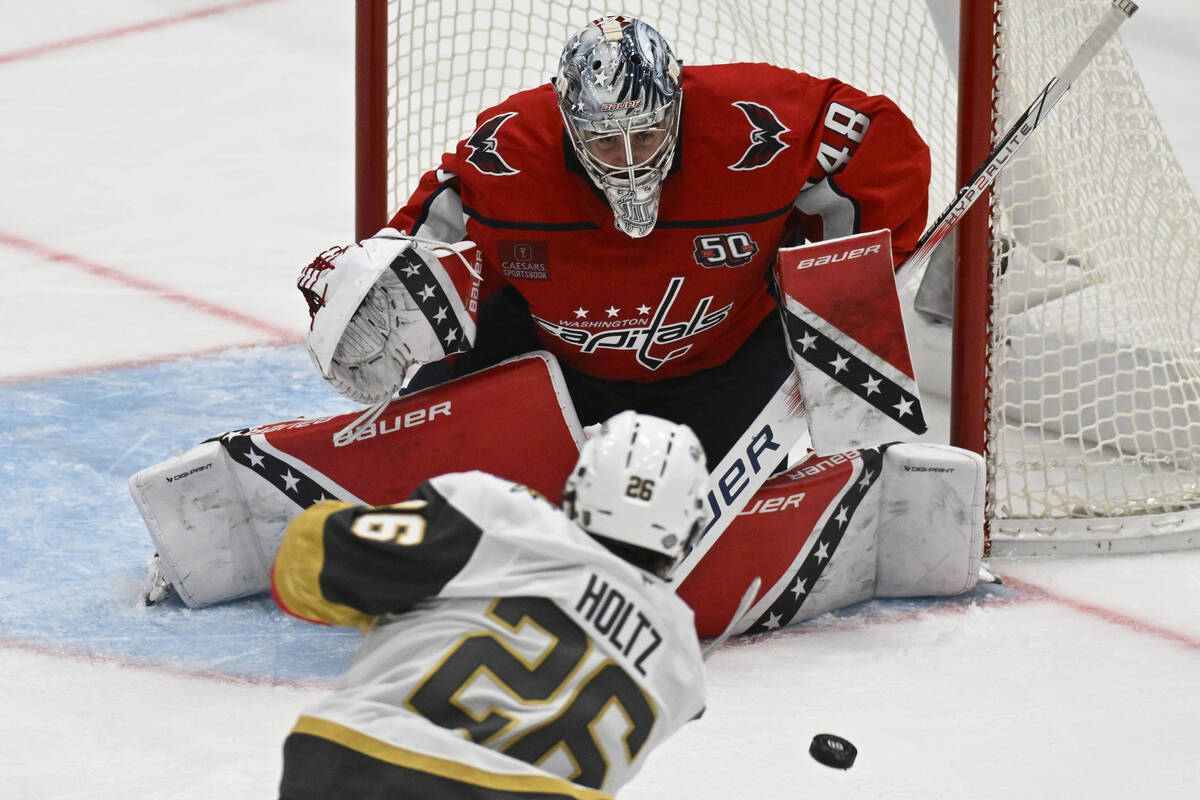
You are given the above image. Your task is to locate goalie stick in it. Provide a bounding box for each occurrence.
[671,370,809,583]
[895,0,1139,286]
[674,0,1137,584]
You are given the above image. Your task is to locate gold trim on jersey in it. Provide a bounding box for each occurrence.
[403,597,595,747]
[291,715,614,800]
[272,500,374,630]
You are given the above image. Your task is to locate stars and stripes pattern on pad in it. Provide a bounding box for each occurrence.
[746,447,886,633]
[781,299,926,436]
[209,429,338,510]
[389,248,471,357]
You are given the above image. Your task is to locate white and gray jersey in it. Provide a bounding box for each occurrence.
[273,471,706,799]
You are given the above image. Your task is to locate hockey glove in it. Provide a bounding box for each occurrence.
[298,231,480,404]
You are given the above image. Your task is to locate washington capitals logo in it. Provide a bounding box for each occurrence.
[532,277,732,371]
[465,112,520,175]
[729,101,789,170]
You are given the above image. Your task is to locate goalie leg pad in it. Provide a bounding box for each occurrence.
[129,352,586,608]
[674,442,983,636]
[128,440,295,608]
[873,442,985,598]
[675,450,878,637]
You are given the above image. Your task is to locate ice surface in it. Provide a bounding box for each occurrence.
[2,2,1198,798]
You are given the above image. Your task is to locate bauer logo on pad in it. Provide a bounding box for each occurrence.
[774,229,926,455]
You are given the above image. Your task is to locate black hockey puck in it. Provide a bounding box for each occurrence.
[809,733,857,769]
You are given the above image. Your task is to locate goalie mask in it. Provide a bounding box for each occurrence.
[563,411,707,570]
[554,16,683,239]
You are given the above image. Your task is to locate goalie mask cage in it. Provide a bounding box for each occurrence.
[356,0,1200,556]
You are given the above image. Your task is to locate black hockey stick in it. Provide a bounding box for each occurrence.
[896,0,1139,284]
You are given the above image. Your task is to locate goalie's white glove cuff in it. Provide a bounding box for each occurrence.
[300,230,410,378]
[298,231,480,404]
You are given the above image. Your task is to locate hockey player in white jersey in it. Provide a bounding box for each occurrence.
[272,410,709,800]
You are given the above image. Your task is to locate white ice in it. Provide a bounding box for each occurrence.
[2,2,1198,797]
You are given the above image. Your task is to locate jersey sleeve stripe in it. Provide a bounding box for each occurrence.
[411,179,467,242]
[317,482,486,615]
[271,500,375,630]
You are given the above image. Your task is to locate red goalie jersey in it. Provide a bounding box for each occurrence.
[390,63,931,381]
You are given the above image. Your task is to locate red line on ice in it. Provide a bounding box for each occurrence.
[0,229,298,344]
[9,575,1197,686]
[731,574,1200,654]
[1001,574,1200,653]
[0,343,294,385]
[0,636,330,691]
[0,0,284,65]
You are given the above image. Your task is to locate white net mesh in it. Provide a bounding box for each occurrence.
[377,0,1200,553]
[384,0,960,222]
[988,0,1200,551]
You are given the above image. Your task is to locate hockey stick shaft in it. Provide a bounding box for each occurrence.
[896,0,1138,281]
[672,372,809,583]
[701,577,762,661]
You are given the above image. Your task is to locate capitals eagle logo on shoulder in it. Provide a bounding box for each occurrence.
[465,112,521,175]
[729,101,790,170]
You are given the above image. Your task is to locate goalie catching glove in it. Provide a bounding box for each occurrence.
[298,230,482,403]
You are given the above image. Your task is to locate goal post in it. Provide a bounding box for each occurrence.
[952,0,1000,465]
[354,0,1200,556]
[355,0,389,241]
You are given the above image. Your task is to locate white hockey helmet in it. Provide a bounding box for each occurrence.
[553,15,683,239]
[563,411,708,569]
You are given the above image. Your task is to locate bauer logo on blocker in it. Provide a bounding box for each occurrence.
[793,244,881,270]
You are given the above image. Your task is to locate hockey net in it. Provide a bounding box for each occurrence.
[981,0,1200,554]
[357,0,1200,556]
